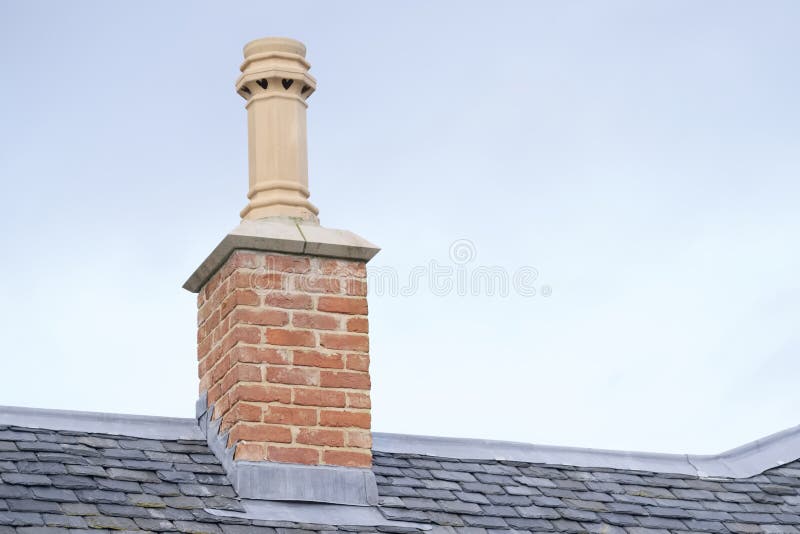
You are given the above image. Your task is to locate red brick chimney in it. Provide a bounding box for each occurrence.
[184,37,379,478]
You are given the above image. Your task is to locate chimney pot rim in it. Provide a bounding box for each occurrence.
[243,37,307,59]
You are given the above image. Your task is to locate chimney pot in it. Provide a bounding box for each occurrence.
[236,37,319,222]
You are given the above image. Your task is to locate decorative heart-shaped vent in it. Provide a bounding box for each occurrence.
[282,79,294,90]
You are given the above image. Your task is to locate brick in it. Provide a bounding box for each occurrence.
[221,364,262,392]
[230,345,289,365]
[228,424,292,445]
[264,292,313,310]
[229,307,288,327]
[346,430,372,449]
[266,446,320,465]
[264,254,311,274]
[322,449,371,468]
[319,259,366,278]
[220,403,257,431]
[346,392,371,409]
[319,333,368,352]
[345,353,369,371]
[293,276,341,294]
[293,388,346,408]
[209,351,232,384]
[228,250,264,269]
[293,350,344,369]
[233,443,264,461]
[220,289,260,318]
[320,409,370,429]
[346,317,368,333]
[265,328,316,347]
[220,325,261,354]
[263,405,318,426]
[227,402,262,423]
[296,428,345,447]
[232,270,286,291]
[320,370,370,390]
[292,312,341,331]
[343,278,368,296]
[266,366,320,386]
[231,383,292,404]
[317,296,368,315]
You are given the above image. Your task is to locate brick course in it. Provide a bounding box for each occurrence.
[197,250,371,468]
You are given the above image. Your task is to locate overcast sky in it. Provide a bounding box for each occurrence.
[1,1,798,455]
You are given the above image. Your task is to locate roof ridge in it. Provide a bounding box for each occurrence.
[373,425,800,479]
[0,404,203,441]
[2,404,799,478]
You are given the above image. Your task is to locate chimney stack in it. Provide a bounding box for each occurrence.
[184,37,379,505]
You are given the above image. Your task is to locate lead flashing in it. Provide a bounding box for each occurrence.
[0,405,203,441]
[183,219,380,293]
[373,427,800,479]
[206,499,429,530]
[198,400,379,506]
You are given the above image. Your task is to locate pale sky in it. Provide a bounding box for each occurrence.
[1,1,798,455]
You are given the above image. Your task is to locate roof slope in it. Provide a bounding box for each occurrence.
[2,421,800,533]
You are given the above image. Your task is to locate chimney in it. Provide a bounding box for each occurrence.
[184,37,379,505]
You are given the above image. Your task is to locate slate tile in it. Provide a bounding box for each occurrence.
[462,514,507,528]
[96,503,152,518]
[60,502,98,515]
[560,508,599,522]
[75,489,128,504]
[516,505,560,520]
[725,522,765,533]
[129,493,166,508]
[17,442,63,453]
[420,479,460,490]
[15,462,66,475]
[163,495,204,509]
[162,442,211,454]
[438,500,482,515]
[0,511,44,526]
[0,485,32,499]
[0,473,50,486]
[380,506,430,522]
[30,487,78,502]
[0,431,36,442]
[174,519,224,533]
[580,522,626,534]
[203,496,244,512]
[549,519,587,533]
[461,482,504,495]
[48,474,96,489]
[118,438,167,452]
[431,470,477,483]
[75,436,117,449]
[42,512,88,528]
[64,464,106,477]
[95,477,141,492]
[142,481,182,496]
[6,499,61,513]
[637,515,687,530]
[174,462,226,474]
[85,514,138,530]
[597,512,639,526]
[450,491,489,505]
[417,488,455,500]
[158,469,197,483]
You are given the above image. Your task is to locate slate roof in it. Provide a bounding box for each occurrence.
[2,420,800,533]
